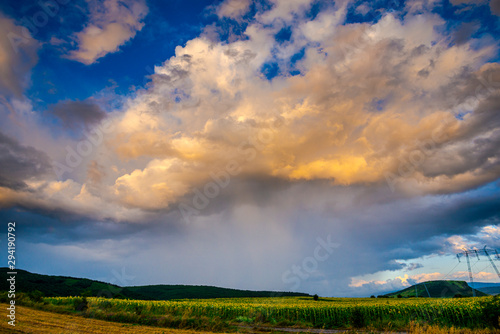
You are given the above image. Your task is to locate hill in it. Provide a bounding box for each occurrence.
[476,286,500,295]
[467,282,500,295]
[0,268,308,300]
[383,280,488,298]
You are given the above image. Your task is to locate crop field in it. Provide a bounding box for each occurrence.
[43,296,500,332]
[0,303,233,334]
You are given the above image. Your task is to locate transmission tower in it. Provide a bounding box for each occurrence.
[456,246,500,297]
[483,246,500,279]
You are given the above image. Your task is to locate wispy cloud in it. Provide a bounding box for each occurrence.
[0,15,39,97]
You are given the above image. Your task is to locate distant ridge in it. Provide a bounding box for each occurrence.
[467,282,500,296]
[383,280,488,298]
[0,268,309,300]
[476,286,500,295]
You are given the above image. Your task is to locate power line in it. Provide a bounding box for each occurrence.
[456,246,500,297]
[441,261,460,281]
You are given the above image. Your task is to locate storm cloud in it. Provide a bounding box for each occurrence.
[49,99,107,131]
[0,131,51,191]
[0,0,499,296]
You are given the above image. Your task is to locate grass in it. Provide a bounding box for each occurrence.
[2,293,500,333]
[0,303,232,334]
[408,322,500,334]
[40,295,500,331]
[1,302,500,334]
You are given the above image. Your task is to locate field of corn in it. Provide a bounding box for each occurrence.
[43,295,500,331]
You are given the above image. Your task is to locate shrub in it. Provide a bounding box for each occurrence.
[73,297,88,311]
[29,290,44,303]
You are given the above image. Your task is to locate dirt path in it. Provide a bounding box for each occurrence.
[238,325,407,333]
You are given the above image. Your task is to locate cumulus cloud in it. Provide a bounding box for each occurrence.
[67,0,148,65]
[1,0,500,296]
[96,10,500,211]
[217,0,252,19]
[351,272,442,288]
[0,15,39,97]
[444,225,500,251]
[3,0,500,219]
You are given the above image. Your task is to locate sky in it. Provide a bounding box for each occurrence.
[0,0,500,297]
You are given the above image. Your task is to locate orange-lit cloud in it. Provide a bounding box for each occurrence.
[1,0,500,220]
[99,10,499,211]
[450,271,498,281]
[68,0,148,65]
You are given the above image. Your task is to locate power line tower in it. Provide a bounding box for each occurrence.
[456,246,500,297]
[483,246,500,279]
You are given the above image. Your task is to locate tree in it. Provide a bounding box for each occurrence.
[29,290,44,303]
[313,294,319,301]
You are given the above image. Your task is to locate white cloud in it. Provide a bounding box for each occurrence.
[3,3,500,216]
[442,225,500,253]
[101,10,499,210]
[67,0,148,65]
[217,0,252,19]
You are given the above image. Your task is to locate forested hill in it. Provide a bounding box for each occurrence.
[0,268,309,300]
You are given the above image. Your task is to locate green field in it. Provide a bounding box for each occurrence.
[40,295,500,332]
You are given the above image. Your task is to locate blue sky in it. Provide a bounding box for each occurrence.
[0,0,499,297]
